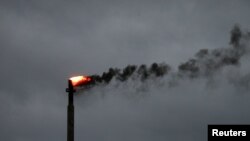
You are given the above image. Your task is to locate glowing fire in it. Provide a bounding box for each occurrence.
[70,76,91,86]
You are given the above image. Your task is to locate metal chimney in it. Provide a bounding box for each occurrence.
[66,80,75,141]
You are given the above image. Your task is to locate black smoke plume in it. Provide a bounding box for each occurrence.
[82,25,250,88]
[90,63,171,84]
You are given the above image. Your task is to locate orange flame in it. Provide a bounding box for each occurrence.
[70,76,91,86]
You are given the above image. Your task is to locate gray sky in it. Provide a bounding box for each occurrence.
[1,0,250,141]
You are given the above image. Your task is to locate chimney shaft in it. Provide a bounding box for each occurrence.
[67,80,74,141]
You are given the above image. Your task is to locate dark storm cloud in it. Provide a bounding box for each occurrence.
[1,0,250,141]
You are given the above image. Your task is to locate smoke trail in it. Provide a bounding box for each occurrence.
[83,25,250,89]
[90,63,171,84]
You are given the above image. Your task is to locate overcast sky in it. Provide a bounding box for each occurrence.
[1,0,250,141]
